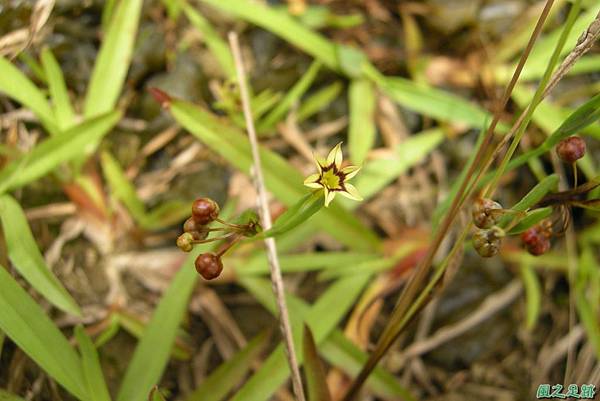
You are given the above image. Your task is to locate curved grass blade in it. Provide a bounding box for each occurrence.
[0,266,87,400]
[84,0,143,118]
[260,191,323,239]
[519,261,541,330]
[258,60,322,131]
[348,79,376,165]
[0,195,81,316]
[507,207,553,235]
[296,82,343,122]
[0,111,121,192]
[303,325,331,401]
[0,56,58,134]
[40,47,75,130]
[181,1,235,79]
[186,331,269,401]
[74,326,111,401]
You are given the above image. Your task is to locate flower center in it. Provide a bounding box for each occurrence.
[320,169,341,189]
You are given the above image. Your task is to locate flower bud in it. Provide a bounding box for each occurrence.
[183,217,209,240]
[556,136,586,163]
[191,198,220,225]
[472,198,503,229]
[472,227,503,258]
[195,252,223,280]
[176,232,194,252]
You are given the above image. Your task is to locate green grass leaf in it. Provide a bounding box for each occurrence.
[0,111,121,193]
[296,82,343,122]
[349,129,444,201]
[84,0,143,118]
[0,195,81,316]
[169,99,380,251]
[261,191,324,239]
[0,266,87,400]
[186,331,269,401]
[519,262,541,330]
[303,325,331,401]
[348,79,376,165]
[0,390,27,401]
[258,60,321,132]
[0,56,58,134]
[197,0,339,70]
[181,1,235,79]
[74,326,112,401]
[507,207,553,235]
[40,47,76,130]
[376,76,495,130]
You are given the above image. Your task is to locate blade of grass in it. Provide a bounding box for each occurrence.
[186,331,270,401]
[40,47,76,130]
[0,390,27,401]
[197,0,339,69]
[0,195,81,316]
[168,99,380,251]
[181,1,235,79]
[74,326,112,401]
[0,265,87,400]
[348,128,444,202]
[303,325,332,401]
[520,261,542,330]
[0,111,121,193]
[296,82,343,122]
[258,60,321,132]
[0,56,58,134]
[84,0,143,118]
[348,79,376,165]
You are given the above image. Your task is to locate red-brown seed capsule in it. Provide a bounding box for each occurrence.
[521,226,551,256]
[556,136,586,163]
[472,227,503,258]
[195,252,223,280]
[176,232,194,252]
[191,198,220,225]
[183,217,209,240]
[472,198,503,229]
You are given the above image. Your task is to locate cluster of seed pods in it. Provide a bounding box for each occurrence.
[177,198,261,280]
[471,135,586,258]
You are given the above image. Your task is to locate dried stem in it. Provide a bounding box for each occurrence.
[228,32,306,401]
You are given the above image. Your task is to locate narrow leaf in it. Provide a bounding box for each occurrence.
[348,79,376,165]
[303,325,332,401]
[261,191,323,238]
[519,262,541,330]
[0,195,81,316]
[74,326,112,401]
[84,0,143,117]
[186,331,269,401]
[0,56,57,134]
[0,111,121,192]
[0,266,86,400]
[40,47,76,130]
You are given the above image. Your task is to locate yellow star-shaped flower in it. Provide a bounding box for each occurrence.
[303,142,363,207]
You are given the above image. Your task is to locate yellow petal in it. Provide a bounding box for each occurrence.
[341,165,361,180]
[314,154,326,173]
[324,190,336,207]
[303,173,320,185]
[326,142,343,169]
[339,183,363,201]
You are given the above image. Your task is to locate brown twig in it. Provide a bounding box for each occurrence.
[228,32,306,401]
